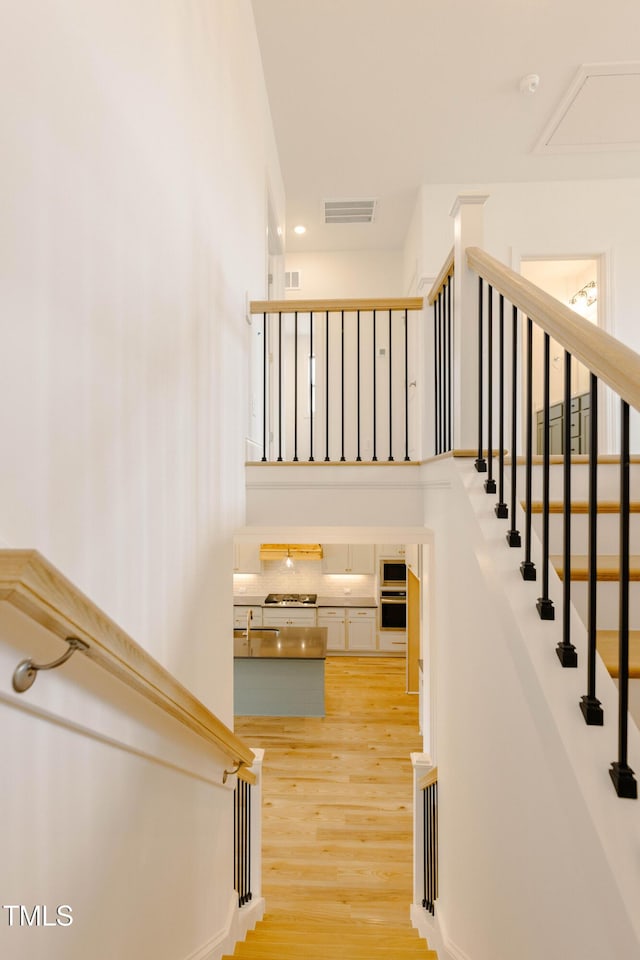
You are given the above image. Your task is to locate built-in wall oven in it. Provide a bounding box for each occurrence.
[379,589,407,631]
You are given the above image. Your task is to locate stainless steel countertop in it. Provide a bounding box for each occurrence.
[234,626,327,659]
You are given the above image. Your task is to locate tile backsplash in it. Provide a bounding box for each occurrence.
[234,560,376,599]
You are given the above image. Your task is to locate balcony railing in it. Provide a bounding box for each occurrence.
[249,298,423,463]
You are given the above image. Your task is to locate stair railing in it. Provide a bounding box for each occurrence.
[234,755,263,909]
[427,249,455,455]
[249,297,423,463]
[463,247,640,799]
[419,766,439,916]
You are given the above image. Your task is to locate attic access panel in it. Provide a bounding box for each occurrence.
[535,62,640,153]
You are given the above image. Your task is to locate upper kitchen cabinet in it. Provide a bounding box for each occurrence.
[321,544,375,574]
[233,542,261,574]
[378,544,406,558]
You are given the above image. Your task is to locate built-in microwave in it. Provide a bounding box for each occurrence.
[380,559,407,587]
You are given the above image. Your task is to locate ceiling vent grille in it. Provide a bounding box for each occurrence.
[324,198,377,224]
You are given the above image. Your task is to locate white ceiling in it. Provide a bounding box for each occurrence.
[251,0,640,253]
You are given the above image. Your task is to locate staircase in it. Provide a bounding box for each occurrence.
[529,460,640,727]
[229,658,436,960]
[222,914,436,959]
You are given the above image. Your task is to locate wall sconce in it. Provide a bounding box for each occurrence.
[570,280,597,308]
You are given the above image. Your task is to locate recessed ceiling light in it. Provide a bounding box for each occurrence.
[293,225,306,235]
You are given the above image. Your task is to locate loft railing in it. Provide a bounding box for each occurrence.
[249,297,423,463]
[463,247,640,799]
[1,550,254,776]
[419,766,438,916]
[428,249,455,456]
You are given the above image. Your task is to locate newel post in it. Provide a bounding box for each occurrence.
[451,193,489,452]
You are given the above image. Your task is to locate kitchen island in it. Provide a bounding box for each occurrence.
[233,626,327,717]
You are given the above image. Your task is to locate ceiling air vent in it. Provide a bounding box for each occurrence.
[285,270,301,291]
[324,198,377,224]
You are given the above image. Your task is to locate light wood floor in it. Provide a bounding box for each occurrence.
[234,657,426,929]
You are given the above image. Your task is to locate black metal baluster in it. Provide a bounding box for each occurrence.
[557,351,577,665]
[495,294,507,517]
[277,312,283,461]
[485,285,496,493]
[442,284,448,454]
[520,317,536,580]
[580,374,603,724]
[438,292,444,456]
[475,278,487,472]
[404,309,410,461]
[507,305,521,546]
[388,309,394,461]
[610,400,638,798]
[447,276,453,452]
[325,311,330,461]
[434,295,440,455]
[340,310,346,461]
[246,781,252,902]
[261,313,268,461]
[537,333,555,620]
[372,310,378,461]
[293,312,299,461]
[356,311,362,461]
[234,782,238,899]
[422,787,427,911]
[309,312,314,461]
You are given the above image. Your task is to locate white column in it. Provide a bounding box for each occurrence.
[451,193,489,451]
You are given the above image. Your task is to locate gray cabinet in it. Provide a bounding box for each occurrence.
[536,392,589,455]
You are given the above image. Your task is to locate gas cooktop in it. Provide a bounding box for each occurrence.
[264,593,317,606]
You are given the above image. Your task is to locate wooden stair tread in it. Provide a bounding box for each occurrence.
[596,630,640,679]
[224,914,436,959]
[528,501,640,514]
[550,555,640,581]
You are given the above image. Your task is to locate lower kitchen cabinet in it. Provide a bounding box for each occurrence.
[262,607,317,628]
[378,632,407,653]
[317,608,346,651]
[346,608,377,651]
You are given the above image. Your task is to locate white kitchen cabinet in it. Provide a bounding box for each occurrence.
[233,543,261,573]
[346,607,377,651]
[262,607,317,628]
[317,607,346,651]
[378,544,406,559]
[378,632,407,653]
[321,544,375,574]
[233,605,263,627]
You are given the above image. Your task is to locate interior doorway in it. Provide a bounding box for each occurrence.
[520,256,610,454]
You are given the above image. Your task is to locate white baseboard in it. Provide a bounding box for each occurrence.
[410,904,472,960]
[183,893,265,960]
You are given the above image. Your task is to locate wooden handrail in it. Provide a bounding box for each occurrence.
[418,765,438,791]
[427,247,455,305]
[466,247,640,413]
[250,296,423,314]
[0,550,254,769]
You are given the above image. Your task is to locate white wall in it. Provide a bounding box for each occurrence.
[285,249,404,298]
[423,457,640,960]
[0,1,280,956]
[405,179,640,451]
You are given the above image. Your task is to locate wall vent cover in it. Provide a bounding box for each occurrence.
[285,270,301,290]
[324,198,377,224]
